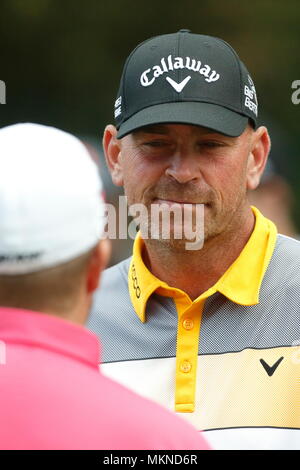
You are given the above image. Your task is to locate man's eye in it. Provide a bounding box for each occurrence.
[143,141,168,147]
[198,141,224,148]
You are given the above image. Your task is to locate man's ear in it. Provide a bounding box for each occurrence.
[86,239,111,294]
[102,125,124,186]
[247,126,271,190]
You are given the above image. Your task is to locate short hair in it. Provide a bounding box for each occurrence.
[248,118,256,130]
[0,248,95,314]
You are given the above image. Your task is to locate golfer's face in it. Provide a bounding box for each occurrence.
[118,123,253,245]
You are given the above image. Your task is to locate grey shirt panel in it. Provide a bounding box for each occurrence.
[87,234,300,363]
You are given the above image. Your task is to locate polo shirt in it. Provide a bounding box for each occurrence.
[0,306,208,450]
[88,206,300,450]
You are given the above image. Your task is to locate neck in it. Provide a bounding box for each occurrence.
[0,296,90,326]
[143,206,255,300]
[39,295,90,325]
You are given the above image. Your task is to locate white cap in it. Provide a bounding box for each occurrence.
[0,123,106,275]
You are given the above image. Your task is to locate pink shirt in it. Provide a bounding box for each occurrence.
[0,307,209,450]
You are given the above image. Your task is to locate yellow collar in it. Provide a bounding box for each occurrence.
[128,207,277,322]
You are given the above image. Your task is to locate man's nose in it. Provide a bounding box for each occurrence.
[165,151,200,184]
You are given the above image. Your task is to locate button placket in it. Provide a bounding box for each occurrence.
[174,299,205,413]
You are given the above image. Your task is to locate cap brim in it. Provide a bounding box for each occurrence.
[117,102,248,139]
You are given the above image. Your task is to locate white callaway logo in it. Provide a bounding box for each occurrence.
[140,55,220,91]
[165,76,191,92]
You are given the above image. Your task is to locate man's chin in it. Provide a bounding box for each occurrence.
[140,223,205,251]
[145,237,204,252]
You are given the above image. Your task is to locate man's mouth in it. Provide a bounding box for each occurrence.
[153,198,206,206]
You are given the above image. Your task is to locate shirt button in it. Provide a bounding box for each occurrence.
[180,361,192,373]
[183,318,194,330]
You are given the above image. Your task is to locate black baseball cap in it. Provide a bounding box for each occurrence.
[114,30,258,138]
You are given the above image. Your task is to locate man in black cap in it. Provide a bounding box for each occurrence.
[88,31,300,450]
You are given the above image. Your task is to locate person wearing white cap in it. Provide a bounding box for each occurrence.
[0,123,209,450]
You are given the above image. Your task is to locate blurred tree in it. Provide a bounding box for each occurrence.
[0,0,299,227]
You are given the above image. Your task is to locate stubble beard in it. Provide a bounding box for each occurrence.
[125,183,224,252]
[140,199,223,253]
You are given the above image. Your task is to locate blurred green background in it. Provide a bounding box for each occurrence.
[1,0,299,261]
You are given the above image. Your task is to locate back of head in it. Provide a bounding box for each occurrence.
[0,123,106,317]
